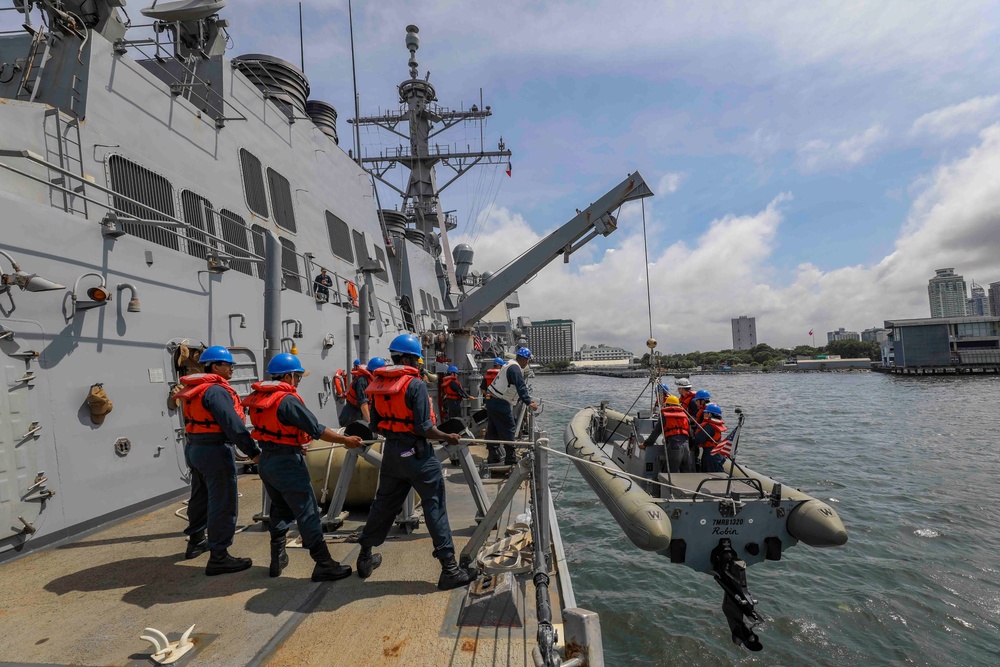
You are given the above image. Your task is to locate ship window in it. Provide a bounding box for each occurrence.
[432,296,441,317]
[107,155,179,250]
[373,246,389,282]
[220,209,253,276]
[239,148,269,218]
[325,211,353,262]
[280,237,302,292]
[180,191,215,260]
[419,289,429,314]
[267,168,296,232]
[250,224,267,280]
[352,230,370,266]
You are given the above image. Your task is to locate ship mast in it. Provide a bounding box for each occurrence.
[349,25,511,300]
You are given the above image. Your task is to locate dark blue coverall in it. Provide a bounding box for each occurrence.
[184,386,260,554]
[257,398,327,550]
[484,364,532,465]
[338,375,369,426]
[358,378,456,560]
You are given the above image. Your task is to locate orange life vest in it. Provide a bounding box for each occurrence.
[242,381,312,446]
[660,405,690,438]
[701,418,728,448]
[679,391,696,414]
[442,376,464,401]
[177,374,242,435]
[482,368,500,399]
[333,369,348,399]
[346,281,359,307]
[346,367,373,406]
[367,365,436,435]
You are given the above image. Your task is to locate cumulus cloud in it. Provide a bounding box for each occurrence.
[797,125,887,173]
[657,173,685,195]
[911,95,1000,140]
[458,123,1000,352]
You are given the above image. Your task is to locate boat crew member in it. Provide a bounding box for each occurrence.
[339,357,384,426]
[640,395,692,492]
[354,334,472,591]
[313,268,333,303]
[691,389,711,425]
[676,377,697,415]
[243,353,363,580]
[693,403,727,473]
[485,347,539,465]
[441,365,470,420]
[175,346,260,576]
[480,357,504,399]
[654,382,672,408]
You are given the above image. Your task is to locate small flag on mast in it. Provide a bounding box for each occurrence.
[808,328,814,336]
[711,436,734,459]
[506,161,512,177]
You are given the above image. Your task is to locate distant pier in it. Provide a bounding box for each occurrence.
[874,365,1000,376]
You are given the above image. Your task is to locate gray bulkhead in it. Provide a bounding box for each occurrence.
[0,23,408,557]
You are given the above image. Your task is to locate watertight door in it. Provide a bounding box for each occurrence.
[0,322,50,551]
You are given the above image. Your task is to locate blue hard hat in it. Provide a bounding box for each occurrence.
[658,383,670,393]
[694,390,711,401]
[367,357,386,372]
[200,345,234,365]
[352,358,361,367]
[267,352,305,375]
[704,403,722,416]
[388,333,423,358]
[447,365,459,374]
[493,357,504,366]
[516,346,532,359]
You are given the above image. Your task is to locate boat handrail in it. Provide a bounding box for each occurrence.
[691,475,765,501]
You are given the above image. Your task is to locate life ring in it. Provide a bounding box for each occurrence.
[333,369,348,399]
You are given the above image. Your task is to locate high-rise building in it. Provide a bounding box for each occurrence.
[861,327,888,343]
[525,319,575,363]
[828,327,860,342]
[731,315,757,351]
[928,268,968,318]
[989,282,1000,319]
[968,282,990,316]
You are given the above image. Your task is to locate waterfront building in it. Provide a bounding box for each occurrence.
[525,318,576,363]
[928,268,968,318]
[828,327,861,342]
[882,315,1000,367]
[861,327,888,343]
[576,344,634,364]
[968,282,990,316]
[731,315,757,351]
[989,282,1000,320]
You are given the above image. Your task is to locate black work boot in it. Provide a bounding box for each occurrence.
[184,533,208,560]
[437,555,472,591]
[205,550,252,576]
[309,541,352,582]
[356,545,383,579]
[269,535,289,578]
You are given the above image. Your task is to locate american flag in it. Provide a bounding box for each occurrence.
[711,435,734,459]
[473,335,483,352]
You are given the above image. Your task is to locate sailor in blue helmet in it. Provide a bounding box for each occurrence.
[354,333,471,590]
[440,364,470,420]
[339,357,385,426]
[484,347,538,465]
[243,353,363,580]
[174,346,261,575]
[692,403,728,473]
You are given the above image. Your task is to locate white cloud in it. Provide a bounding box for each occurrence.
[657,172,684,195]
[911,95,1000,140]
[797,125,887,172]
[457,122,1000,352]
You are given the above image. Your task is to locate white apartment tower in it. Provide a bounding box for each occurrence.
[928,268,968,318]
[731,315,757,351]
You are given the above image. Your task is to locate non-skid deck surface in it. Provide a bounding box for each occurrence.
[0,451,547,666]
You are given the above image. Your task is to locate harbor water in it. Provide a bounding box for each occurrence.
[531,372,1000,667]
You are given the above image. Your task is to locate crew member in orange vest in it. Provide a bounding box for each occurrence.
[176,346,260,576]
[675,377,700,470]
[339,357,383,425]
[354,334,471,591]
[693,403,728,473]
[243,353,363,580]
[640,395,693,495]
[441,365,470,420]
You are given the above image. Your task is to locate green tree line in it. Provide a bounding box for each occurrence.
[638,339,880,369]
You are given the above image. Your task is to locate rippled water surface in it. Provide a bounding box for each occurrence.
[528,372,1000,667]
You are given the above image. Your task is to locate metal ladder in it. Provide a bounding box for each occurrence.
[43,108,88,218]
[18,28,52,102]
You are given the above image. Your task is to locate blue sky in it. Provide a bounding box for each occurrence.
[11,1,1000,352]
